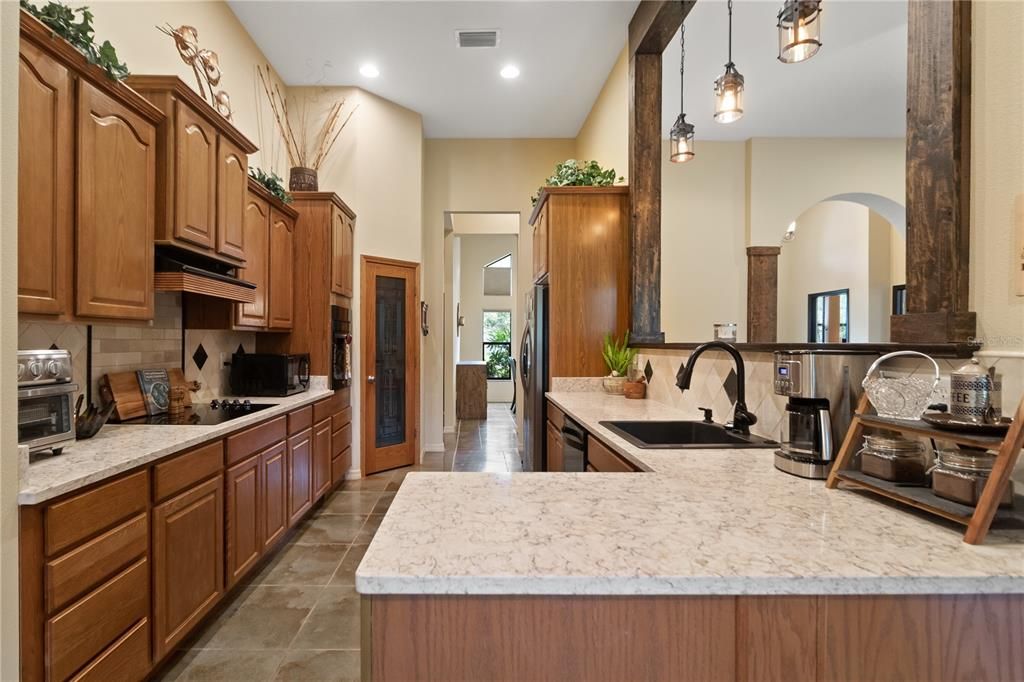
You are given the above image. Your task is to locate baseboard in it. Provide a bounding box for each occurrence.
[423,442,446,453]
[443,426,456,435]
[344,468,362,480]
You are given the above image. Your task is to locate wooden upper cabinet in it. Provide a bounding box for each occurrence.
[532,204,549,283]
[332,206,355,297]
[17,38,73,316]
[236,192,271,328]
[173,101,217,249]
[216,137,248,261]
[75,81,157,320]
[126,76,258,266]
[268,208,295,330]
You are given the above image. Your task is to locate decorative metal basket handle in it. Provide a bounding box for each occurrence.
[862,350,941,390]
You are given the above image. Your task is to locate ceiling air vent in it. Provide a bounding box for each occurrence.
[456,29,499,48]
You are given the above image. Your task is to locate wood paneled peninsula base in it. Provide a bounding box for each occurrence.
[357,392,1024,682]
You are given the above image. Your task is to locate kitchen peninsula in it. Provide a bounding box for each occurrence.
[357,391,1024,682]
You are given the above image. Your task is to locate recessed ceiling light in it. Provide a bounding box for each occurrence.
[359,63,380,78]
[500,64,520,79]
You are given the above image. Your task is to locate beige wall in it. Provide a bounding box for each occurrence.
[423,138,575,439]
[576,45,629,179]
[1,2,19,675]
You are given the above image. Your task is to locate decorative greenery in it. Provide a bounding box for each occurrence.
[21,1,129,81]
[602,332,636,377]
[249,167,293,204]
[532,159,624,205]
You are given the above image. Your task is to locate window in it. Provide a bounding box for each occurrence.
[807,289,849,343]
[482,310,512,380]
[892,284,907,315]
[483,253,512,296]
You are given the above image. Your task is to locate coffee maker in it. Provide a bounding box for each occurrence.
[773,350,875,479]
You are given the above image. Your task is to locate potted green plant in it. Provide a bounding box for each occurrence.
[601,332,636,395]
[531,159,623,205]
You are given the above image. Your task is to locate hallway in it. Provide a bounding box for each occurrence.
[448,402,523,473]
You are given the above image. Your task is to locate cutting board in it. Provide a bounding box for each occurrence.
[99,368,192,422]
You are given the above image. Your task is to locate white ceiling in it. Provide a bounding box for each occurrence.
[227,0,638,138]
[664,0,907,140]
[229,0,906,140]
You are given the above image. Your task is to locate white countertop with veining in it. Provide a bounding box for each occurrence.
[19,387,334,505]
[356,391,1024,596]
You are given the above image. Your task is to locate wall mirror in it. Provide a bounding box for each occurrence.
[655,0,908,345]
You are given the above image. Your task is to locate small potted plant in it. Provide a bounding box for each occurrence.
[601,332,636,395]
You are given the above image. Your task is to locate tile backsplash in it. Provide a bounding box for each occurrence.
[17,292,255,405]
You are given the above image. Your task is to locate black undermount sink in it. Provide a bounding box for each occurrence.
[599,420,779,450]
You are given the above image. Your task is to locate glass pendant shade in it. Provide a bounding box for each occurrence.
[778,0,822,64]
[714,65,744,124]
[669,114,695,163]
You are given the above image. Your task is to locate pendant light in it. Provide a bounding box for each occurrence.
[669,23,695,163]
[777,0,822,64]
[713,0,744,124]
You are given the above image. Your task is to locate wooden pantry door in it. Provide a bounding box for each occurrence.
[361,256,420,475]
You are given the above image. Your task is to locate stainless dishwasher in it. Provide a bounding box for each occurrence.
[562,416,587,472]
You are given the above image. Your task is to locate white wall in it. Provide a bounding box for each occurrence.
[0,2,19,675]
[456,235,517,403]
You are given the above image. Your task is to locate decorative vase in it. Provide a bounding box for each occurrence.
[602,375,627,395]
[623,381,646,400]
[289,166,318,192]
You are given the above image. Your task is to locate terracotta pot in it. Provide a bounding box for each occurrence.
[289,166,318,191]
[623,381,646,400]
[602,375,626,395]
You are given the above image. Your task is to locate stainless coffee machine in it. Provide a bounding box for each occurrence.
[773,350,875,479]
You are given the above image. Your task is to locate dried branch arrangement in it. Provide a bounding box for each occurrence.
[257,64,358,171]
[158,24,232,120]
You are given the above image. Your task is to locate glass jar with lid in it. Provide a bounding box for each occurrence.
[931,449,1014,507]
[858,434,927,483]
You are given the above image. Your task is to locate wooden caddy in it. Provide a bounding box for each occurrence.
[826,393,1024,544]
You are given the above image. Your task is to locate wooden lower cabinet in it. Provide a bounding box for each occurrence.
[587,435,639,473]
[225,454,261,588]
[313,418,332,501]
[152,475,224,660]
[288,428,313,526]
[262,441,289,551]
[546,421,564,472]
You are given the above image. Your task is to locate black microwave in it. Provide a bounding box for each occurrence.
[230,353,310,396]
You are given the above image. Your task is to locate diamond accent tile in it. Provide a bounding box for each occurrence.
[644,360,654,383]
[236,344,246,356]
[723,368,739,404]
[192,343,208,371]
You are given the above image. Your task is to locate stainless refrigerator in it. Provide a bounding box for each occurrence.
[519,283,549,472]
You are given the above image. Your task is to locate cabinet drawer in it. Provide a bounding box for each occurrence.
[226,416,286,466]
[47,557,149,682]
[45,513,148,614]
[45,470,149,556]
[69,618,150,682]
[332,424,351,457]
[546,403,565,432]
[153,441,224,502]
[332,447,351,486]
[332,405,352,432]
[314,393,343,422]
[587,436,638,473]
[288,405,313,434]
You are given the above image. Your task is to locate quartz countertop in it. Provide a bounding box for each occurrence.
[356,391,1024,597]
[19,387,334,505]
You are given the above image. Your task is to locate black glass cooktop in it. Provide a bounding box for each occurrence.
[124,400,275,426]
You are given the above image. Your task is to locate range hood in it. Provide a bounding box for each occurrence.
[154,247,256,304]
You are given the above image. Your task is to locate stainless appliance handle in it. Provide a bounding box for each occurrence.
[519,327,531,387]
[817,408,833,461]
[18,383,78,399]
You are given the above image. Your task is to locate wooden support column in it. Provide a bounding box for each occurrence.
[891,0,976,343]
[746,247,780,343]
[627,1,694,345]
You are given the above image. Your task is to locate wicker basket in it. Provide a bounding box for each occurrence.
[862,350,940,420]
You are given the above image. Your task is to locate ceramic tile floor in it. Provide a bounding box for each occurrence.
[158,403,519,681]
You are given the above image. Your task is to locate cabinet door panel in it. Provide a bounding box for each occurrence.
[76,81,155,320]
[313,418,332,501]
[18,40,73,315]
[342,216,355,297]
[153,475,224,659]
[216,137,248,261]
[332,207,346,295]
[288,428,313,526]
[262,442,288,550]
[236,194,270,328]
[268,208,294,330]
[546,421,564,472]
[532,206,548,282]
[173,102,216,249]
[226,455,261,588]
